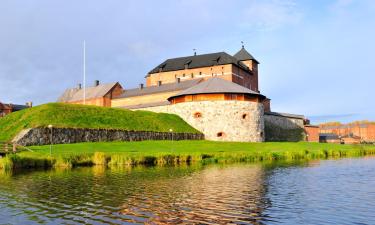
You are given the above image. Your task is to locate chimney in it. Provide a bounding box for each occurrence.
[139,83,144,89]
[94,80,100,86]
[78,83,82,89]
[158,81,162,86]
[176,78,181,83]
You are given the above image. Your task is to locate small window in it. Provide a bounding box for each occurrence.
[199,72,202,75]
[191,73,194,78]
[183,74,185,77]
[193,112,202,118]
[230,94,238,100]
[242,114,248,119]
[217,132,225,137]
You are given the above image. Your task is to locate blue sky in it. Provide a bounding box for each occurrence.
[0,0,374,123]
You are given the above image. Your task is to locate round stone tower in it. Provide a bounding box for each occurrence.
[166,77,265,142]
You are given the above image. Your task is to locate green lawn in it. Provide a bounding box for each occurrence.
[27,140,372,156]
[1,140,373,170]
[0,103,200,142]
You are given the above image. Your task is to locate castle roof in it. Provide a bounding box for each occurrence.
[58,82,120,102]
[147,52,251,76]
[0,102,29,111]
[233,46,259,63]
[0,102,11,110]
[168,77,263,100]
[115,78,203,99]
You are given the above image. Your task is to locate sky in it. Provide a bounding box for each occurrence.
[0,0,374,124]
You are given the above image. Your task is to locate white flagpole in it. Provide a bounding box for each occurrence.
[83,40,86,105]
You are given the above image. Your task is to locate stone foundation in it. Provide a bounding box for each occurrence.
[135,100,264,142]
[12,128,204,146]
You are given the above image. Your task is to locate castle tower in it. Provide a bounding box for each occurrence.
[234,46,259,92]
[167,77,265,142]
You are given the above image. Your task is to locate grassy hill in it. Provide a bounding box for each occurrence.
[0,103,200,142]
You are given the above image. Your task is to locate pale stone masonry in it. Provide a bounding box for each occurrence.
[136,101,265,142]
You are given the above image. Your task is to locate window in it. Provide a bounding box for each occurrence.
[193,112,202,118]
[230,94,238,100]
[183,74,185,77]
[199,72,202,75]
[217,132,225,137]
[191,73,194,78]
[242,113,248,119]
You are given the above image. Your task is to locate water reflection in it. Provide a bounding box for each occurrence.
[1,159,375,224]
[0,164,275,224]
[120,165,270,224]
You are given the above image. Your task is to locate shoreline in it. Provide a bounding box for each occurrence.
[1,141,375,171]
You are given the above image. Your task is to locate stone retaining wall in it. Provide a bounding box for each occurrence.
[264,113,305,142]
[12,128,204,146]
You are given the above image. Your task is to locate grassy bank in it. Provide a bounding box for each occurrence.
[0,103,200,142]
[1,141,375,170]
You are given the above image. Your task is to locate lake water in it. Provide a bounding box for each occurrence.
[1,157,375,224]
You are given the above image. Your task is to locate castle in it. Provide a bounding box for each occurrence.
[58,46,318,142]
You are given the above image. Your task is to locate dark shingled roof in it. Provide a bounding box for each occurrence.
[0,102,28,111]
[147,52,251,77]
[265,111,305,120]
[168,77,263,100]
[115,79,203,99]
[319,133,340,140]
[11,104,29,111]
[234,47,259,63]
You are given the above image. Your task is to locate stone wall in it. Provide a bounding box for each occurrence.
[136,100,264,142]
[12,128,204,146]
[264,113,305,142]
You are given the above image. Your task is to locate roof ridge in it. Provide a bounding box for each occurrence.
[147,51,250,75]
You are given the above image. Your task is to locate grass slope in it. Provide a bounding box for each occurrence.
[2,141,375,170]
[0,103,200,142]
